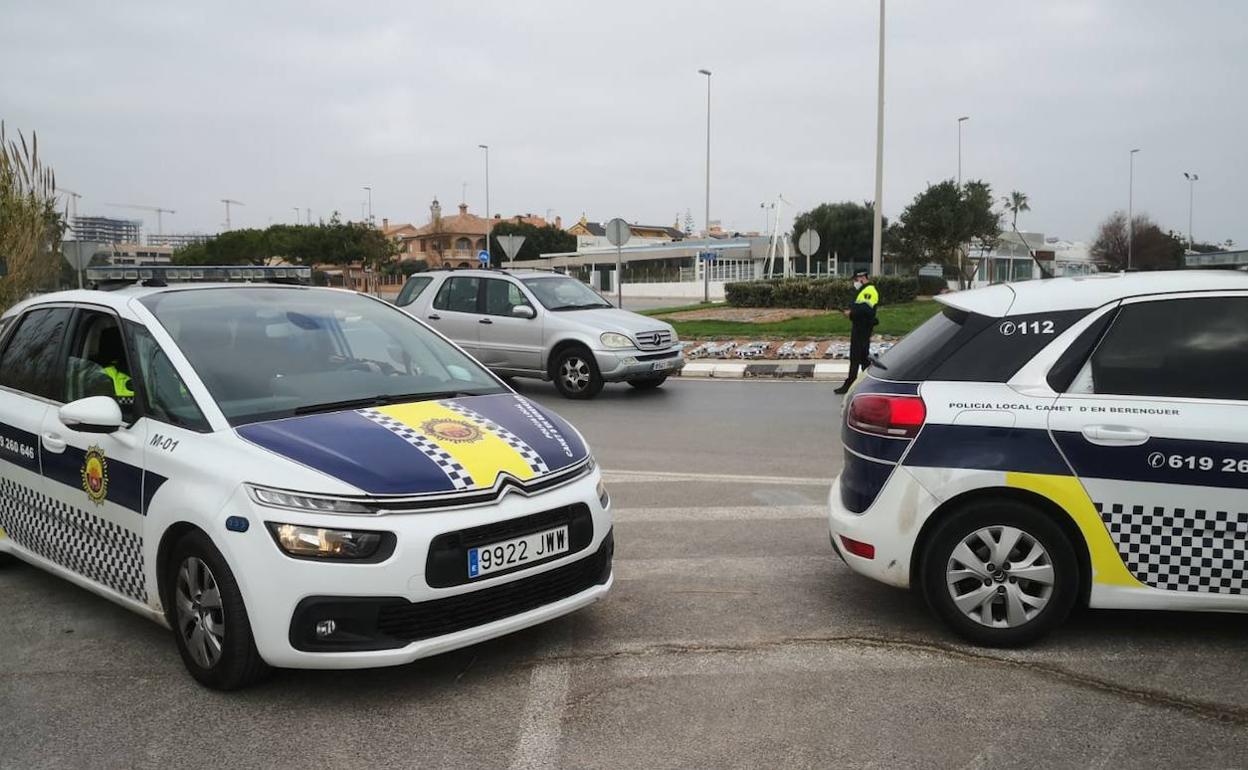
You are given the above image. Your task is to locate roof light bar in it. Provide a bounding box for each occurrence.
[85,265,312,285]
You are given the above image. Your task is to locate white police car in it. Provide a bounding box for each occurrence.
[0,267,612,689]
[829,271,1248,645]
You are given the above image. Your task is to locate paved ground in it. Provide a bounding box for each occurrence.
[2,379,1246,769]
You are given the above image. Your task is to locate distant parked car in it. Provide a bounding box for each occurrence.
[396,270,684,398]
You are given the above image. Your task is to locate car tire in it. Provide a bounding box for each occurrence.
[166,529,271,690]
[919,498,1079,647]
[628,376,667,390]
[551,347,604,399]
[0,551,14,567]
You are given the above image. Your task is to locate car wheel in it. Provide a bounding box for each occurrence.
[552,347,604,399]
[0,552,14,567]
[167,529,270,690]
[919,498,1078,647]
[628,376,667,390]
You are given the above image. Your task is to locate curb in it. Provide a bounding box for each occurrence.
[676,361,850,380]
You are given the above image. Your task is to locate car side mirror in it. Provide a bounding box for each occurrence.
[512,305,536,319]
[59,396,125,434]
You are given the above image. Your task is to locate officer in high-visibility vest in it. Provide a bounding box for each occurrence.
[96,328,135,408]
[834,269,879,394]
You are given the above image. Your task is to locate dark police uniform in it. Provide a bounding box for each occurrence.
[835,275,878,394]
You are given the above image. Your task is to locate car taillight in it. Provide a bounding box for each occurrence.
[847,394,926,439]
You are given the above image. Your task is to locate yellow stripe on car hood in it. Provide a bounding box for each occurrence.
[373,401,539,487]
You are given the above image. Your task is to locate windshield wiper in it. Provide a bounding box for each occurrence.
[550,302,611,311]
[293,391,474,416]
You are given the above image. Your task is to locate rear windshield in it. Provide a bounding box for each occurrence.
[876,304,1088,382]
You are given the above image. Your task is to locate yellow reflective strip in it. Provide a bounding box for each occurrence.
[0,526,6,539]
[1005,472,1143,588]
[374,402,535,485]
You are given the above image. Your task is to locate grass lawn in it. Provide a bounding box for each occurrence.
[651,299,942,339]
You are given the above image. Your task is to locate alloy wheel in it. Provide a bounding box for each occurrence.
[175,556,226,669]
[945,525,1055,628]
[560,356,591,393]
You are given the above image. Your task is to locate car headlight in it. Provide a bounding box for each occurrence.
[247,484,375,514]
[596,478,610,509]
[265,522,391,560]
[600,332,634,349]
[669,329,679,343]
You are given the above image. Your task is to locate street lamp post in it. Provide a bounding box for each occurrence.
[698,68,712,303]
[478,144,490,266]
[870,0,886,276]
[1128,148,1140,270]
[957,116,969,187]
[1183,172,1199,252]
[363,186,373,226]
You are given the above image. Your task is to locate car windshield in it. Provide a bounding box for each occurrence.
[521,276,612,310]
[140,287,506,426]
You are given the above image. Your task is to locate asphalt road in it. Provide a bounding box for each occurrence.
[2,379,1246,769]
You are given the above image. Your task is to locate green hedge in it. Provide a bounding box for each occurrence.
[917,274,948,296]
[725,275,919,309]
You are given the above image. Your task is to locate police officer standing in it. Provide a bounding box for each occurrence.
[834,269,879,394]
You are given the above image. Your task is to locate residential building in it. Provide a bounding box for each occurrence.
[72,215,141,244]
[147,233,214,248]
[381,200,553,268]
[567,216,686,251]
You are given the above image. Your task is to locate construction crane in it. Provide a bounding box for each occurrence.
[106,202,176,236]
[220,198,244,231]
[59,188,83,229]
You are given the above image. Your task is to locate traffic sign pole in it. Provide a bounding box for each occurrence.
[605,218,631,308]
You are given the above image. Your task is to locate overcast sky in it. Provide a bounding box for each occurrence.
[3,1,1244,246]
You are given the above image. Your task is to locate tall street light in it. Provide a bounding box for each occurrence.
[1183,172,1199,252]
[1128,148,1140,270]
[870,0,886,276]
[362,186,373,226]
[698,69,712,241]
[957,116,969,187]
[478,144,490,265]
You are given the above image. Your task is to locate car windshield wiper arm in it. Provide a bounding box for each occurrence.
[292,391,473,416]
[550,302,611,310]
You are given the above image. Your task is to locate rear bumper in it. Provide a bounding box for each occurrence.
[594,348,685,381]
[827,467,940,589]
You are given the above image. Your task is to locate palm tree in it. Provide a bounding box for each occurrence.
[1004,190,1030,229]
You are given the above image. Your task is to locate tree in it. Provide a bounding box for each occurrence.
[1,123,65,311]
[1091,212,1184,271]
[488,221,575,264]
[174,215,396,268]
[789,201,885,274]
[894,179,1001,288]
[1003,190,1030,230]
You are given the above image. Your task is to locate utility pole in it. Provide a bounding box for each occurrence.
[478,144,491,264]
[957,116,969,187]
[1127,148,1140,270]
[1183,172,1199,252]
[293,206,300,224]
[698,69,712,242]
[363,185,373,226]
[870,0,886,276]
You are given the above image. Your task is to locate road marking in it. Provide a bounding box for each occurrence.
[611,505,825,522]
[603,469,832,486]
[509,660,571,770]
[616,556,832,580]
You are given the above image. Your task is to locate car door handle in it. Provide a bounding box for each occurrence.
[427,313,441,321]
[1081,424,1150,447]
[479,318,493,324]
[42,432,67,454]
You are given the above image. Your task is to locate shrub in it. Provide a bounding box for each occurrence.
[917,274,948,295]
[725,275,918,309]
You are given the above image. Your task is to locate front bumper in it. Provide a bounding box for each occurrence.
[221,470,613,669]
[827,467,940,590]
[593,348,685,381]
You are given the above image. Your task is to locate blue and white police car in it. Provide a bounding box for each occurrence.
[829,271,1248,645]
[0,267,612,689]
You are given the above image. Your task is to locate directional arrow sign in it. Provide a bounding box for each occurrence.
[497,234,527,260]
[797,228,821,258]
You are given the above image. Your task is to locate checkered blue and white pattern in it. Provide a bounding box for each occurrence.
[358,410,476,490]
[0,477,146,602]
[1097,502,1247,595]
[440,400,550,476]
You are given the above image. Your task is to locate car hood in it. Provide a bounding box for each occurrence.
[236,393,589,496]
[560,308,673,337]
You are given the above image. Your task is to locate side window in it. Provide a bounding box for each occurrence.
[1078,297,1248,400]
[64,310,138,422]
[483,279,533,316]
[433,276,481,313]
[395,275,433,307]
[126,323,211,432]
[0,307,72,400]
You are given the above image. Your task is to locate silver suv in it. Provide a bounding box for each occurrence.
[395,269,684,398]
